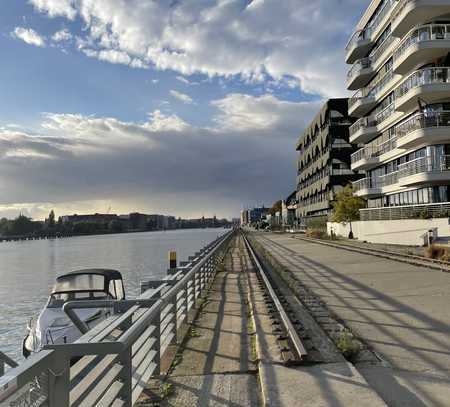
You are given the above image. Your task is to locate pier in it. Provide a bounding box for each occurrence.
[1,229,449,406]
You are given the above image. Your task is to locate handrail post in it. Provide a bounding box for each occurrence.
[118,346,132,407]
[48,354,70,407]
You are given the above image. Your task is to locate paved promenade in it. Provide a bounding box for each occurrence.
[162,236,259,406]
[254,232,450,407]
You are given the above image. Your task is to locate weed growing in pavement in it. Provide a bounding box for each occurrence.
[335,330,361,361]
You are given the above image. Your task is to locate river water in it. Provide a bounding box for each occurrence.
[0,228,227,361]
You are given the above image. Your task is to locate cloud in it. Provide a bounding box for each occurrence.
[52,29,72,42]
[30,0,77,20]
[11,27,46,47]
[176,76,198,86]
[27,0,364,97]
[0,94,320,218]
[170,90,194,105]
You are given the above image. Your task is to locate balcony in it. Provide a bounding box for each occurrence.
[360,202,450,221]
[394,24,450,75]
[345,30,372,64]
[394,67,450,112]
[347,58,375,90]
[353,177,382,197]
[391,0,450,38]
[379,171,400,193]
[348,89,377,117]
[349,116,378,144]
[396,110,450,149]
[351,146,380,170]
[398,155,450,186]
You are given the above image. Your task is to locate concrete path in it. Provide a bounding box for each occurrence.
[163,236,259,406]
[254,232,450,407]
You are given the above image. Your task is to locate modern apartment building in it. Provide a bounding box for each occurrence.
[347,0,450,221]
[296,99,362,220]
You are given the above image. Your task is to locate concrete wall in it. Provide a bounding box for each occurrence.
[327,218,449,246]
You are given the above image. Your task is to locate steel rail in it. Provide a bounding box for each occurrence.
[291,235,450,271]
[242,233,308,360]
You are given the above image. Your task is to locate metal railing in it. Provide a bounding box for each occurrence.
[350,115,377,136]
[394,24,450,62]
[347,57,372,81]
[346,0,395,52]
[396,110,450,139]
[360,202,450,221]
[0,230,233,407]
[395,67,450,99]
[398,155,450,177]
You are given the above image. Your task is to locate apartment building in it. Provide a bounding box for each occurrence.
[296,99,362,220]
[347,0,450,221]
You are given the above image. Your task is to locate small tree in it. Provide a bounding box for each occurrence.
[331,184,365,239]
[48,210,56,228]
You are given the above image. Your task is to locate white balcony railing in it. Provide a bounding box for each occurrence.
[347,57,372,81]
[398,155,450,177]
[396,110,450,139]
[349,115,378,136]
[347,0,396,48]
[351,136,397,165]
[394,24,450,62]
[395,67,450,99]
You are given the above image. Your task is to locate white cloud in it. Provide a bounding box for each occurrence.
[30,0,77,20]
[52,29,72,42]
[0,94,319,218]
[11,27,46,47]
[170,90,194,105]
[176,76,198,86]
[27,0,364,97]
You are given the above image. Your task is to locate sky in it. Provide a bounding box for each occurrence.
[0,0,368,220]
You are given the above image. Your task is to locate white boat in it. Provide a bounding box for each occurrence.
[23,269,125,358]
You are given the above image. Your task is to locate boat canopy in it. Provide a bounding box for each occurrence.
[51,269,123,295]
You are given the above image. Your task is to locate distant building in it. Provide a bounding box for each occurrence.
[296,99,362,221]
[61,213,118,224]
[248,207,269,224]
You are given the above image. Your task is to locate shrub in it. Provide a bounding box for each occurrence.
[335,330,361,361]
[424,244,448,260]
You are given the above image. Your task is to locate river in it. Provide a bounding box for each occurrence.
[0,228,227,361]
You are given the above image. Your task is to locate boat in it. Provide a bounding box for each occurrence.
[23,269,125,358]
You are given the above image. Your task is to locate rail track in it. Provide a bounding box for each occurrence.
[242,233,310,364]
[288,234,450,272]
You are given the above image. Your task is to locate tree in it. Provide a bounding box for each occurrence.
[269,200,282,215]
[48,210,55,228]
[331,184,365,239]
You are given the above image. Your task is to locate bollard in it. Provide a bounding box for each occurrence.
[168,250,177,270]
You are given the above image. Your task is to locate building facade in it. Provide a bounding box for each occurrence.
[347,0,450,221]
[296,99,362,220]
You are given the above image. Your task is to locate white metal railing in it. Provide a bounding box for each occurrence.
[0,230,233,407]
[346,29,367,52]
[370,33,395,65]
[360,201,450,221]
[391,0,414,29]
[374,101,395,124]
[379,170,399,186]
[350,115,378,136]
[353,177,379,192]
[395,67,450,99]
[347,57,372,81]
[394,24,450,62]
[396,110,450,139]
[398,155,450,177]
[347,0,395,52]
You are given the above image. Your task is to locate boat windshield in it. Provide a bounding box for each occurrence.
[52,274,106,294]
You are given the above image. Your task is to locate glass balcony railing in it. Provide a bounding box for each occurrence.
[395,67,450,99]
[398,155,450,177]
[396,110,450,139]
[394,24,450,62]
[353,177,373,192]
[379,171,399,186]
